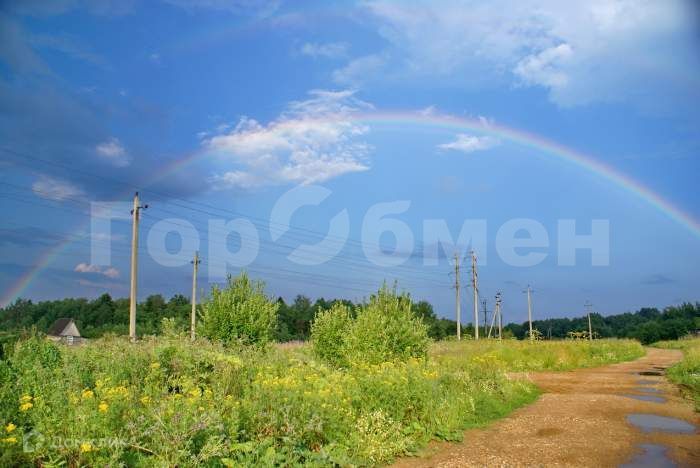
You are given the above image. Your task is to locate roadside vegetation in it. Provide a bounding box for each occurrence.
[652,337,700,410]
[0,275,646,466]
[431,338,644,371]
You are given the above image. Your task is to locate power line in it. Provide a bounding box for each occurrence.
[0,181,451,287]
[1,147,457,277]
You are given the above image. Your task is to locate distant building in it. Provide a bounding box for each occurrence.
[47,318,83,345]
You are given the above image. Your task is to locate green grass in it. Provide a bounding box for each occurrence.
[431,338,644,372]
[0,336,642,466]
[652,337,700,410]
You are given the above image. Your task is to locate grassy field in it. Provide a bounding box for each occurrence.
[652,337,700,410]
[0,336,642,466]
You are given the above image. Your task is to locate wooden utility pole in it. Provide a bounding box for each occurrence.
[482,298,488,338]
[471,250,479,340]
[129,192,147,342]
[523,285,534,341]
[489,292,503,340]
[190,251,201,341]
[453,253,461,340]
[496,292,503,340]
[585,300,593,341]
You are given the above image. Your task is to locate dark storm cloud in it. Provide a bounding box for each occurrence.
[0,14,209,202]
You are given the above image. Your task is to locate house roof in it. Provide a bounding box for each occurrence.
[47,318,76,336]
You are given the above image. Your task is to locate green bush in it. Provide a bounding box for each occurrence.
[310,302,352,367]
[200,273,278,347]
[653,338,700,410]
[344,284,430,366]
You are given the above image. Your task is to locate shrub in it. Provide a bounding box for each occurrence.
[653,338,700,410]
[311,303,352,367]
[344,284,429,365]
[200,273,278,347]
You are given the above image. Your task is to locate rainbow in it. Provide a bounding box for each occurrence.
[155,110,700,236]
[2,110,698,307]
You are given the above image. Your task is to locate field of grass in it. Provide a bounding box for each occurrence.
[0,336,642,466]
[431,339,644,372]
[652,337,700,410]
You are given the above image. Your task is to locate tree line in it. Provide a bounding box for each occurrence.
[0,291,697,345]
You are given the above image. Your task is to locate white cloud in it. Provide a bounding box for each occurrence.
[362,0,698,108]
[103,267,120,279]
[203,89,373,188]
[438,134,500,154]
[332,54,386,86]
[300,42,349,59]
[32,176,84,201]
[514,43,573,89]
[75,263,120,278]
[96,137,131,167]
[74,263,101,273]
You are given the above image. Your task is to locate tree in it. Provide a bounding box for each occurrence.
[200,273,278,347]
[343,284,429,365]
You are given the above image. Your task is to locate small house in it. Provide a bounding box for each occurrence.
[47,318,83,345]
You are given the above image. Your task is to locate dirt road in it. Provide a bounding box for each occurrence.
[394,348,699,467]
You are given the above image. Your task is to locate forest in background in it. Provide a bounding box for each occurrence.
[1,291,697,346]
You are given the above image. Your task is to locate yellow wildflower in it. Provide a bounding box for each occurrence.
[98,402,108,413]
[81,389,94,399]
[140,396,151,405]
[20,395,32,403]
[2,437,17,444]
[80,442,92,453]
[150,362,160,369]
[19,402,33,412]
[173,394,183,399]
[5,423,16,433]
[188,388,200,398]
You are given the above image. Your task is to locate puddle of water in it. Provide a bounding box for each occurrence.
[619,444,676,468]
[622,394,666,403]
[627,414,696,434]
[637,387,662,394]
[637,371,662,376]
[636,379,659,385]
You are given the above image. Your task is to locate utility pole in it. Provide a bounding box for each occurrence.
[453,253,461,340]
[488,293,504,340]
[496,292,503,340]
[471,250,479,340]
[523,285,534,342]
[129,192,147,342]
[482,298,488,338]
[585,300,593,342]
[190,251,201,341]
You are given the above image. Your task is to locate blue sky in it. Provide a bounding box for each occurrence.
[1,0,699,323]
